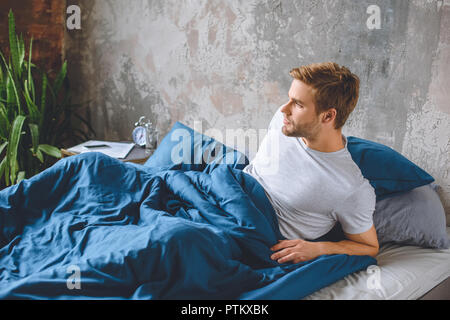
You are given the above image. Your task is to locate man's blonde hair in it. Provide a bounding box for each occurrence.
[289,62,360,129]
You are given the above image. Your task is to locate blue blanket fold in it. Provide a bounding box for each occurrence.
[0,152,376,299]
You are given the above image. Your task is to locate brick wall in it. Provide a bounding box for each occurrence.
[0,0,66,76]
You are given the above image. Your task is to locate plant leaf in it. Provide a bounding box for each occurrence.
[0,141,8,155]
[53,61,67,96]
[4,156,9,186]
[0,155,5,173]
[0,157,6,184]
[33,148,43,163]
[27,38,33,92]
[8,10,21,79]
[17,170,25,183]
[18,34,25,71]
[38,144,61,159]
[39,73,49,139]
[29,123,39,153]
[11,157,19,184]
[0,51,21,116]
[7,115,26,184]
[23,80,41,124]
[5,72,14,106]
[40,73,47,113]
[0,63,4,97]
[0,103,10,139]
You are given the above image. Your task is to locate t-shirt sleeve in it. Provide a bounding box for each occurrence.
[334,181,376,235]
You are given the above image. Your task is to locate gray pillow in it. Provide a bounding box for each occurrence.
[373,184,449,249]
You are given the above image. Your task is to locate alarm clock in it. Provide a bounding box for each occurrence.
[132,126,147,147]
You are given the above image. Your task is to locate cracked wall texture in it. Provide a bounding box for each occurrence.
[65,0,450,220]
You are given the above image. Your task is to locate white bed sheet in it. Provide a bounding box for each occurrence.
[304,227,450,300]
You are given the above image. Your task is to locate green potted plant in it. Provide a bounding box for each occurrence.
[0,9,95,188]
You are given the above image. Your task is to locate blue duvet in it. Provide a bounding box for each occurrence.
[0,152,375,299]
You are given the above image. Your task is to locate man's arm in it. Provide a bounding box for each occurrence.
[270,225,379,264]
[318,224,379,257]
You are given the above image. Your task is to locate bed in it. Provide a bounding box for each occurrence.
[305,227,450,300]
[1,121,448,300]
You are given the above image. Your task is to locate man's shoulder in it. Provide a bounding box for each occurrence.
[328,154,376,203]
[328,151,368,183]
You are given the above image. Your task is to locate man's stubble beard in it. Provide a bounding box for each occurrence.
[281,118,321,140]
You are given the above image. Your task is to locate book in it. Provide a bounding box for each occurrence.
[66,140,135,159]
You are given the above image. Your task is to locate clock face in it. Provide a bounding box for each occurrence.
[132,126,146,146]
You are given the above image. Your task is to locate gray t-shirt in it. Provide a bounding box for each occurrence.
[243,106,376,240]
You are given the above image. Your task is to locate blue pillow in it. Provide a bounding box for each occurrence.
[144,121,249,171]
[346,136,434,200]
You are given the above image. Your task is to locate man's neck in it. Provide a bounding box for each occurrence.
[301,130,345,153]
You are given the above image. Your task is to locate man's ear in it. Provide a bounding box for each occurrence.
[322,108,337,124]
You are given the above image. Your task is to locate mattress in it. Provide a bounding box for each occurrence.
[304,227,450,300]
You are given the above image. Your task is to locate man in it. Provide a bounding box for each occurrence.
[243,62,379,264]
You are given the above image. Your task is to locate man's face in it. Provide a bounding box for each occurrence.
[280,79,322,139]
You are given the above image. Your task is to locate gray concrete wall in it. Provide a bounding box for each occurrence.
[65,0,450,220]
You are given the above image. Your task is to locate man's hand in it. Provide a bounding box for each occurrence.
[270,239,322,264]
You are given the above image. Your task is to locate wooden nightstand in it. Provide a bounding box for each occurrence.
[61,143,152,164]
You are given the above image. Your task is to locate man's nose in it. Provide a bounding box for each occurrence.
[280,101,291,114]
